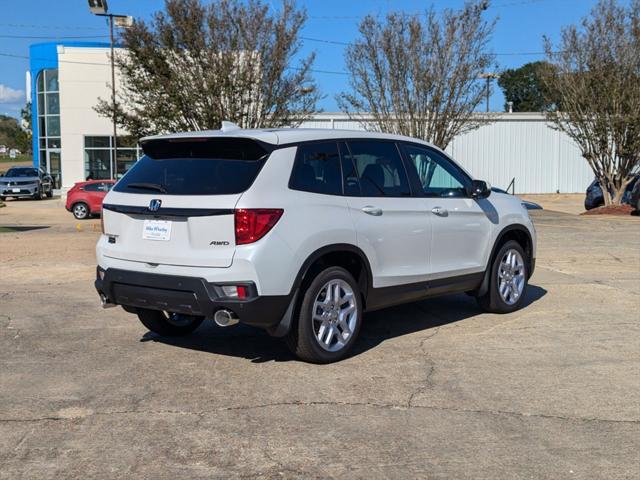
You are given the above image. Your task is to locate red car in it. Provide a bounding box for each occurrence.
[65,180,115,219]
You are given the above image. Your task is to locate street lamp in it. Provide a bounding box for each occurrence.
[87,0,133,180]
[479,72,500,113]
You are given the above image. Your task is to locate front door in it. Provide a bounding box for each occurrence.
[401,143,494,279]
[342,140,431,289]
[46,149,62,189]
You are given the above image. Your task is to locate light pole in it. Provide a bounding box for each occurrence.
[87,0,132,179]
[479,72,500,113]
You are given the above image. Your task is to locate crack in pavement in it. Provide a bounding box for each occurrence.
[2,399,637,426]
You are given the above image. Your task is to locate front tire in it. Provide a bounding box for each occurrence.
[137,309,204,336]
[476,240,529,314]
[285,266,363,363]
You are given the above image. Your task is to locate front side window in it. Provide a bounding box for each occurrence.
[403,144,469,198]
[346,141,410,197]
[290,142,342,195]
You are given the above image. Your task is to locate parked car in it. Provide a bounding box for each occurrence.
[66,180,115,219]
[584,175,639,210]
[0,166,54,200]
[630,179,640,212]
[95,126,536,363]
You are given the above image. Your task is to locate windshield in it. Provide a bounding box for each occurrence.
[113,138,270,196]
[5,168,38,177]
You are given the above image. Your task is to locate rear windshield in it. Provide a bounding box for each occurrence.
[113,138,270,196]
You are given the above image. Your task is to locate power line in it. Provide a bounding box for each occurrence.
[307,0,551,20]
[299,36,549,57]
[0,51,351,75]
[0,34,109,40]
[0,23,104,30]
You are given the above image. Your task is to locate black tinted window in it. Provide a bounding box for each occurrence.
[83,183,100,192]
[347,141,410,197]
[290,142,342,195]
[402,144,469,197]
[114,138,268,196]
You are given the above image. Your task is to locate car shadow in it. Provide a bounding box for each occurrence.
[141,284,547,363]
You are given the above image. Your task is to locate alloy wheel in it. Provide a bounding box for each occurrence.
[74,204,88,219]
[312,279,358,352]
[498,248,526,305]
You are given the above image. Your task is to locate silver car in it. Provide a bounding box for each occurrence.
[0,167,54,200]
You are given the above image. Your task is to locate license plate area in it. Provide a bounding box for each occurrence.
[142,219,172,241]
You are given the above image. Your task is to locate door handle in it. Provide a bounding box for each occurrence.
[431,206,449,217]
[362,205,383,216]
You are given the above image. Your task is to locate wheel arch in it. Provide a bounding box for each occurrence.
[475,224,534,297]
[292,243,373,308]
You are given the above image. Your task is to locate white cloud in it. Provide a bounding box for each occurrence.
[0,84,25,104]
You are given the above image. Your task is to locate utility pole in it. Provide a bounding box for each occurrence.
[479,72,500,113]
[87,1,132,179]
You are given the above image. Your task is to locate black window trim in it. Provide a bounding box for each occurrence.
[398,141,473,199]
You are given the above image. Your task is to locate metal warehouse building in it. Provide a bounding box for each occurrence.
[28,42,593,195]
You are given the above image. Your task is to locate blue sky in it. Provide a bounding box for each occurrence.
[0,0,620,119]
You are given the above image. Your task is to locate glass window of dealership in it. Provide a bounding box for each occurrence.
[84,136,140,180]
[37,69,62,186]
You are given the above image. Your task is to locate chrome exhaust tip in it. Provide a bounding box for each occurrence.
[214,309,239,327]
[100,294,116,309]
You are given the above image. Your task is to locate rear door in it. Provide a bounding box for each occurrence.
[101,138,270,268]
[342,140,431,288]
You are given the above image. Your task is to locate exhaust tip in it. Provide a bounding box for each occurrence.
[214,309,239,327]
[100,294,117,309]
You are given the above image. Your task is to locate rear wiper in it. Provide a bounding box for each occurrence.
[125,182,167,193]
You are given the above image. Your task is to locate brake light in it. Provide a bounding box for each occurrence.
[234,208,283,245]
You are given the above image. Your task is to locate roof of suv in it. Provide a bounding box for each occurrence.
[140,127,435,148]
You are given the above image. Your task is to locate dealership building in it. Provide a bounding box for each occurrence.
[28,41,594,195]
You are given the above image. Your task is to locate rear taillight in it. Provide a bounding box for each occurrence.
[234,208,283,245]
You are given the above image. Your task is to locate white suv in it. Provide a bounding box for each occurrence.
[95,126,536,363]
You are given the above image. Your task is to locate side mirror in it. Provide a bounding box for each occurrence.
[468,180,491,199]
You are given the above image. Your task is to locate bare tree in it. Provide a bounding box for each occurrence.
[96,0,320,138]
[337,1,495,150]
[543,0,640,206]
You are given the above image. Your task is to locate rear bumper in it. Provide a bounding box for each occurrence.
[95,267,292,329]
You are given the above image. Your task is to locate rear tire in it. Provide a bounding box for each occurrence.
[285,266,363,363]
[476,240,529,314]
[72,202,90,220]
[46,187,53,198]
[137,309,204,336]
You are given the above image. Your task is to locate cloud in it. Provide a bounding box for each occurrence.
[0,84,25,104]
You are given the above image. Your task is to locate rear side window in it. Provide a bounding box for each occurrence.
[114,138,269,196]
[83,183,100,192]
[346,141,410,197]
[289,142,343,195]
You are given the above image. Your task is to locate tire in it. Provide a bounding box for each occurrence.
[33,184,45,200]
[46,186,53,198]
[72,202,90,220]
[137,309,204,336]
[476,240,529,314]
[285,266,363,363]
